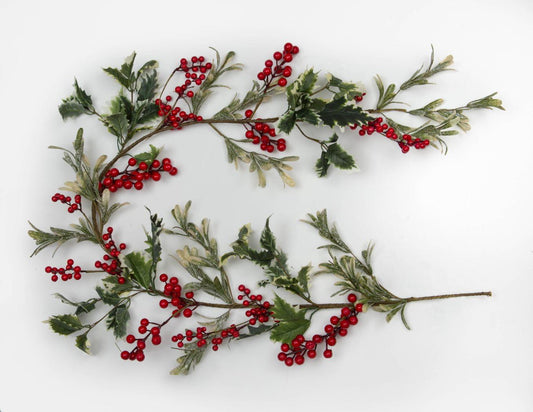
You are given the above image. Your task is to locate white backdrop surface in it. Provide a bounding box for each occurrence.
[1,0,532,411]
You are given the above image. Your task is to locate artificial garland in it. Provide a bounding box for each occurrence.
[29,43,501,374]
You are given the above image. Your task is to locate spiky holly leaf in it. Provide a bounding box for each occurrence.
[106,305,130,338]
[134,145,160,166]
[318,97,371,127]
[123,251,154,289]
[75,333,90,354]
[54,293,98,316]
[270,295,310,343]
[95,286,121,306]
[48,314,84,335]
[137,70,159,101]
[325,143,356,170]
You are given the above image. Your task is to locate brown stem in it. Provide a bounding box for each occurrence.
[184,291,491,311]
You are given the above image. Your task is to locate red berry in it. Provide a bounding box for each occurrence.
[355,303,364,313]
[278,78,287,87]
[183,308,193,318]
[140,318,149,326]
[323,349,333,358]
[284,357,294,367]
[121,350,130,360]
[348,293,357,303]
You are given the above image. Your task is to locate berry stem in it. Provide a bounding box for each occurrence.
[166,291,491,311]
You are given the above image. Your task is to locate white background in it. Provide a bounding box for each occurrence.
[1,0,532,411]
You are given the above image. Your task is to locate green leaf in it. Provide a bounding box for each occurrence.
[58,100,86,119]
[106,305,130,338]
[145,211,163,272]
[54,293,98,315]
[259,217,276,253]
[73,79,93,110]
[318,97,371,128]
[134,145,160,165]
[75,333,90,354]
[297,265,311,295]
[315,151,330,177]
[138,70,159,101]
[95,286,121,306]
[48,314,84,335]
[325,143,356,170]
[277,110,297,133]
[104,113,129,139]
[123,251,154,289]
[170,345,207,375]
[137,102,159,124]
[270,295,310,343]
[104,67,130,88]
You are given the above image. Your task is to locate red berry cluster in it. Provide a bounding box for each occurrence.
[51,193,82,213]
[121,318,162,362]
[158,273,195,318]
[100,158,177,193]
[94,227,126,282]
[353,117,430,153]
[172,284,273,352]
[257,42,298,87]
[172,323,243,352]
[277,293,362,367]
[45,259,82,282]
[243,115,286,153]
[237,284,273,325]
[155,56,213,129]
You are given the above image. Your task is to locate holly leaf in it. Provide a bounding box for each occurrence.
[75,333,90,354]
[315,151,330,177]
[277,110,297,133]
[58,99,86,119]
[54,293,98,315]
[123,251,154,289]
[259,217,276,253]
[95,286,121,306]
[138,70,159,101]
[270,295,310,343]
[318,97,371,127]
[106,304,130,338]
[48,314,84,335]
[104,113,129,139]
[325,143,356,170]
[134,145,160,166]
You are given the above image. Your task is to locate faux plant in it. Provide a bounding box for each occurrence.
[29,43,499,374]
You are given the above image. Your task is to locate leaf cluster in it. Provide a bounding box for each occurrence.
[59,53,161,149]
[168,202,233,304]
[304,209,411,329]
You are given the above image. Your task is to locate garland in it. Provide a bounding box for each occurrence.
[29,42,500,374]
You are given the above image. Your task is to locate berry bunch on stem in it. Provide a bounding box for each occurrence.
[28,43,500,375]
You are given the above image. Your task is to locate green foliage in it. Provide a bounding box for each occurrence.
[170,344,207,375]
[75,333,91,354]
[270,295,310,343]
[106,305,130,338]
[224,218,310,300]
[123,251,154,290]
[318,97,371,128]
[170,202,233,304]
[28,222,96,257]
[134,145,160,166]
[58,79,95,120]
[145,211,163,274]
[192,49,244,115]
[213,81,264,120]
[54,293,98,316]
[48,314,85,335]
[315,138,357,177]
[221,131,298,187]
